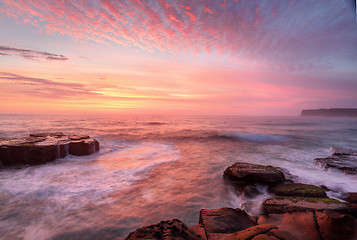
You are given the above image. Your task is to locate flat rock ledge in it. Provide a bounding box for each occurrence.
[126,207,357,240]
[0,132,99,166]
[268,183,327,198]
[262,196,350,215]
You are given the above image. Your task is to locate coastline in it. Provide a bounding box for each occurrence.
[0,115,357,239]
[126,159,357,240]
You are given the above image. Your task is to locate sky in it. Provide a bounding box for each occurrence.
[0,0,356,116]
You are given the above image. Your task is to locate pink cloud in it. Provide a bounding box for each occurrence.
[1,0,356,72]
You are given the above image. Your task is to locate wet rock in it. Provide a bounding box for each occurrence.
[125,219,202,240]
[29,132,64,138]
[274,167,300,183]
[314,150,357,174]
[199,207,255,239]
[229,224,278,240]
[345,203,357,218]
[0,133,99,166]
[188,224,207,240]
[229,182,262,199]
[315,211,357,240]
[69,139,99,156]
[224,162,285,185]
[262,196,349,214]
[343,192,357,204]
[258,212,320,240]
[269,183,327,198]
[0,144,61,165]
[330,146,357,155]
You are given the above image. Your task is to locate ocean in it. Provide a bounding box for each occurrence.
[0,114,356,239]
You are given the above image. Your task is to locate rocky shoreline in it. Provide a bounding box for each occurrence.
[0,133,356,239]
[0,132,99,166]
[126,151,357,240]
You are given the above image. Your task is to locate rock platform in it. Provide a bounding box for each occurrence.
[0,132,99,165]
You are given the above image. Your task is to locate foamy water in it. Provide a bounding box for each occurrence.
[0,115,356,239]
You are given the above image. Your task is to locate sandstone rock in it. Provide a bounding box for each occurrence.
[251,235,279,240]
[262,196,349,214]
[188,224,207,240]
[224,162,285,185]
[258,212,320,240]
[315,211,356,240]
[268,229,298,240]
[0,133,99,166]
[68,139,99,156]
[0,144,61,165]
[125,219,202,240]
[343,192,357,204]
[199,208,255,238]
[257,211,357,240]
[229,224,277,240]
[269,183,327,198]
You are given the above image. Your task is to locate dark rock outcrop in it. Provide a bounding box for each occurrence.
[315,211,356,240]
[343,192,357,204]
[0,133,99,166]
[301,108,357,117]
[262,196,349,214]
[125,219,202,240]
[314,153,357,175]
[258,211,357,240]
[224,162,285,186]
[269,183,327,198]
[199,208,255,239]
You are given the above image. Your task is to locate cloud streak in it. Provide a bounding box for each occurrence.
[1,0,356,69]
[0,72,82,88]
[0,46,68,61]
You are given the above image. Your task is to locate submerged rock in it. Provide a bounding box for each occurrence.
[314,149,357,174]
[224,162,285,185]
[0,132,99,166]
[125,219,202,240]
[330,146,357,156]
[262,196,349,214]
[269,183,327,198]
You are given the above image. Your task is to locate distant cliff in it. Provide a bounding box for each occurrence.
[301,108,357,117]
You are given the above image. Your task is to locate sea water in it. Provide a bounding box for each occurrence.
[0,115,356,239]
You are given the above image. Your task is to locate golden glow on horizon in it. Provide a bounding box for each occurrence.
[1,0,356,115]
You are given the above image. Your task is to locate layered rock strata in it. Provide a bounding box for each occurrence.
[0,132,99,165]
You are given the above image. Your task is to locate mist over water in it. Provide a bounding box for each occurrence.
[0,115,357,239]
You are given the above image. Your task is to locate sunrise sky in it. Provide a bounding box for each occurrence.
[0,0,356,115]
